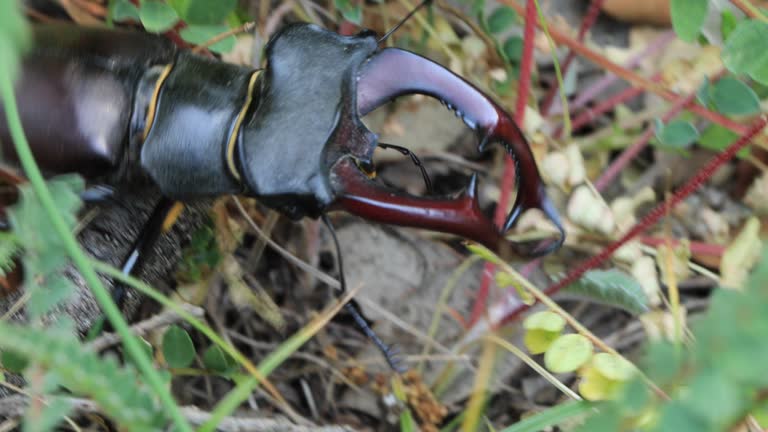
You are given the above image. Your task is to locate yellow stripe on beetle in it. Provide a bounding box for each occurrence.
[142,64,173,142]
[226,70,262,181]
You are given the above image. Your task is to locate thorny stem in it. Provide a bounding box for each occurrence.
[540,0,605,115]
[499,116,768,326]
[595,69,727,191]
[557,79,651,137]
[593,84,701,191]
[551,31,676,116]
[500,0,750,136]
[0,75,193,432]
[469,0,537,326]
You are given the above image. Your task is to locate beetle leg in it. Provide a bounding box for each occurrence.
[111,198,183,308]
[334,48,564,257]
[322,214,405,372]
[80,184,119,204]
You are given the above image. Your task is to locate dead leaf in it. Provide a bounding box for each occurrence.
[567,185,615,235]
[632,256,661,307]
[721,217,763,289]
[640,308,687,342]
[745,173,768,215]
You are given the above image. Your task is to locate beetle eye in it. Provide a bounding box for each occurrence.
[355,29,377,39]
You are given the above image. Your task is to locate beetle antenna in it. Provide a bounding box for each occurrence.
[321,214,406,373]
[378,0,433,44]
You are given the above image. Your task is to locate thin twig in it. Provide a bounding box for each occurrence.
[233,197,341,290]
[730,0,768,21]
[88,303,205,351]
[191,22,257,54]
[0,383,82,431]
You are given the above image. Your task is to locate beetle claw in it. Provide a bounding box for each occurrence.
[327,47,564,257]
[464,172,479,199]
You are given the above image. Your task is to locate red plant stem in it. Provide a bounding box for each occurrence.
[540,0,605,115]
[594,87,699,191]
[497,115,768,327]
[513,0,538,127]
[554,78,652,138]
[640,236,726,257]
[499,0,749,136]
[469,0,538,326]
[556,31,674,115]
[595,69,727,191]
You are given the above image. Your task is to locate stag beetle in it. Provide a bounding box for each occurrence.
[0,19,565,369]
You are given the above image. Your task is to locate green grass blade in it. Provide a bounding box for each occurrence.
[500,401,593,432]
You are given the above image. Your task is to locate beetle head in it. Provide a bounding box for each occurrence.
[239,23,564,257]
[237,23,378,219]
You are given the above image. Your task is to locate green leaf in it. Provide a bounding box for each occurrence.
[162,325,195,368]
[655,400,709,431]
[27,274,75,319]
[721,10,738,40]
[180,25,235,54]
[487,7,518,34]
[710,76,761,115]
[202,345,237,374]
[24,396,72,432]
[684,371,744,428]
[655,119,699,149]
[544,334,593,373]
[699,124,747,158]
[591,353,635,381]
[139,0,180,33]
[723,19,768,86]
[110,0,140,22]
[696,77,711,107]
[168,0,237,25]
[0,231,20,276]
[642,342,686,384]
[524,329,561,355]
[0,324,166,430]
[8,176,83,321]
[0,0,31,83]
[503,36,524,63]
[573,404,622,432]
[564,269,649,315]
[523,311,566,332]
[671,0,709,42]
[1,350,28,373]
[334,0,362,25]
[176,223,221,283]
[579,362,620,401]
